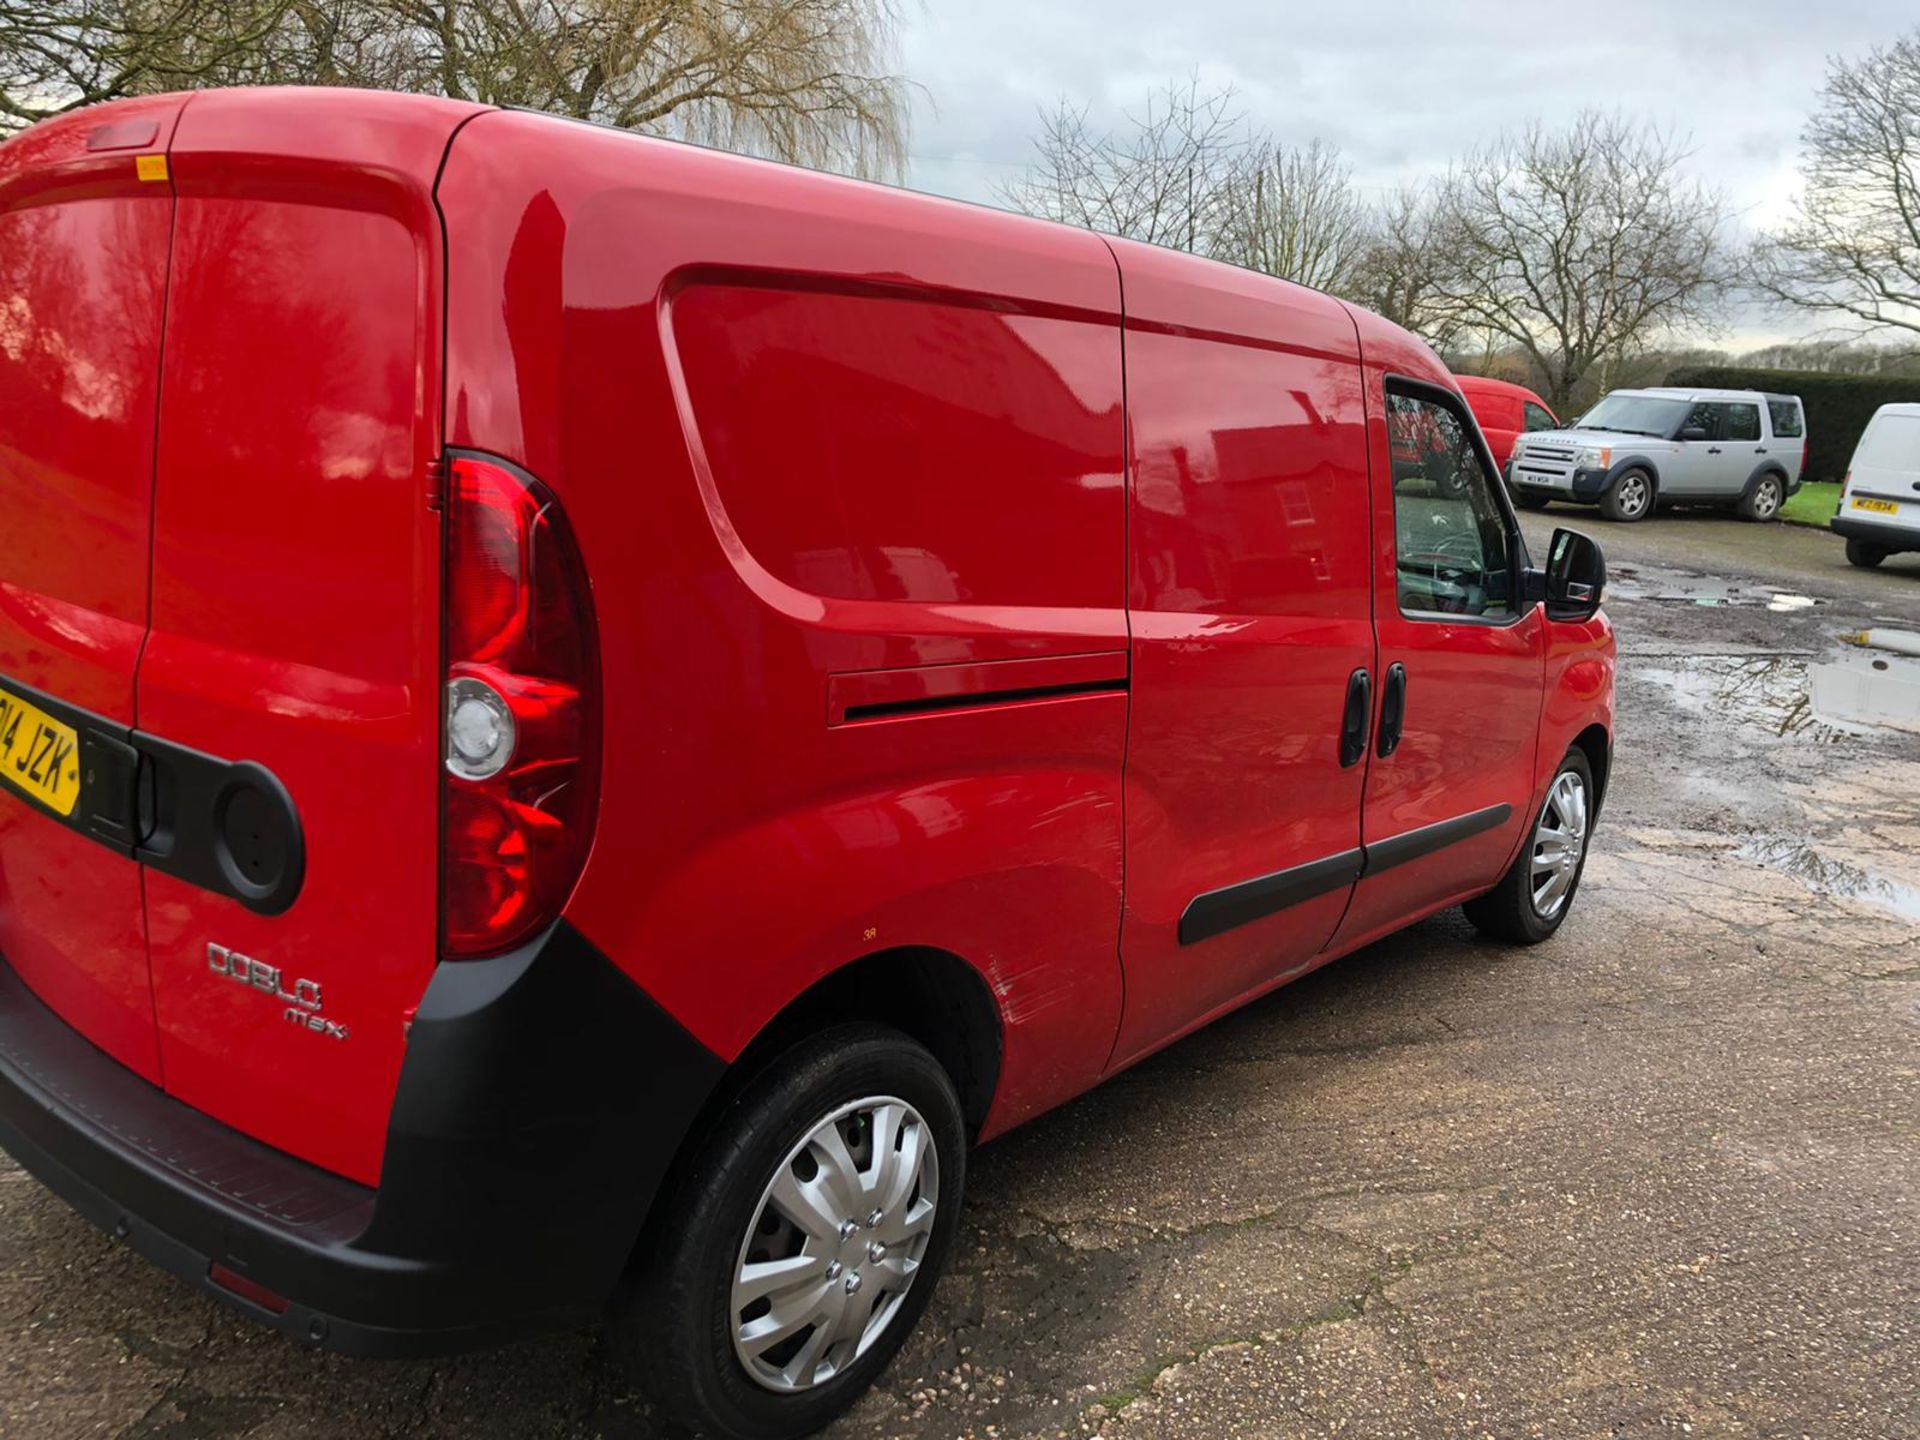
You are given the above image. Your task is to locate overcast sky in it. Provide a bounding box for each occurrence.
[898,0,1907,348]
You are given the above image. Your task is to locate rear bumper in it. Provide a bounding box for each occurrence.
[0,921,723,1357]
[1830,513,1920,552]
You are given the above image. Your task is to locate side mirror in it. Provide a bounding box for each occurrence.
[1544,527,1606,622]
[1679,426,1710,442]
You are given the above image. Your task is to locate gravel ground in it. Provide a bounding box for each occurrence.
[2,507,1916,1440]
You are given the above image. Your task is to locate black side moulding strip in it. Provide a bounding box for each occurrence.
[1177,802,1517,946]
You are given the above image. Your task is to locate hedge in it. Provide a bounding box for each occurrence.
[1663,366,1920,482]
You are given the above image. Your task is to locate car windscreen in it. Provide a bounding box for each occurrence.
[1574,394,1693,438]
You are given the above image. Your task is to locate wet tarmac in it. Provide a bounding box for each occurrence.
[2,508,1916,1440]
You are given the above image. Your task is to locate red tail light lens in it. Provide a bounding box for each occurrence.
[441,456,598,958]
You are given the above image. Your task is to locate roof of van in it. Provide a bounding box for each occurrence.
[1868,403,1920,418]
[1454,374,1551,405]
[1629,386,1804,404]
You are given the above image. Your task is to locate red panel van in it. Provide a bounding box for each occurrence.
[1456,373,1560,471]
[0,90,1616,1438]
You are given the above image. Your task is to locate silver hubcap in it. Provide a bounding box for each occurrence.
[1754,481,1779,517]
[1617,474,1648,516]
[731,1096,939,1393]
[1530,770,1589,919]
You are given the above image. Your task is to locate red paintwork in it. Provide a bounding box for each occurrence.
[0,95,187,1082]
[138,90,479,1183]
[1105,238,1375,1068]
[0,91,1615,1179]
[1456,374,1558,470]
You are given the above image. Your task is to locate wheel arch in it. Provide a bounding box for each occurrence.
[1569,722,1612,822]
[622,945,1006,1283]
[1741,461,1790,498]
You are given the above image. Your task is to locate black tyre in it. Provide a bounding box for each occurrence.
[1736,474,1784,522]
[1512,490,1551,511]
[1598,468,1653,522]
[615,1025,966,1440]
[1464,748,1596,944]
[1845,538,1888,569]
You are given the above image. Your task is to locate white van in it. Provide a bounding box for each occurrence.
[1833,404,1920,567]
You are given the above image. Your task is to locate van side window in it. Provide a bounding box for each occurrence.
[1386,389,1514,620]
[1680,400,1720,438]
[1767,399,1803,438]
[1523,402,1557,432]
[1727,403,1761,442]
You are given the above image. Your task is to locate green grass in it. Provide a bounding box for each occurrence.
[1781,480,1841,529]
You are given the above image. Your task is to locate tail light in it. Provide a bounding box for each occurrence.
[440,455,599,958]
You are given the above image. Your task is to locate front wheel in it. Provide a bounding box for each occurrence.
[1737,474,1784,522]
[1599,468,1653,522]
[1845,538,1888,569]
[1464,749,1595,944]
[615,1025,966,1440]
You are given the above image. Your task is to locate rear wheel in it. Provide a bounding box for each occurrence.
[1464,749,1595,944]
[1845,538,1888,569]
[615,1025,966,1440]
[1598,468,1653,522]
[1737,474,1784,522]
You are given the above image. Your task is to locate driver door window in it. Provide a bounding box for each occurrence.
[1523,402,1557,432]
[1386,388,1514,621]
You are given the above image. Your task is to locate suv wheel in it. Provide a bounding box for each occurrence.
[614,1025,966,1440]
[1599,468,1653,522]
[1737,474,1784,522]
[1845,538,1888,569]
[1464,748,1595,944]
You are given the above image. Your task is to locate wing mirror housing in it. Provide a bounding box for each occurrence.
[1679,425,1710,442]
[1532,527,1606,622]
[1525,529,1607,621]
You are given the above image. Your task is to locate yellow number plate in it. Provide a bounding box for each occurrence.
[1852,496,1900,515]
[0,683,82,818]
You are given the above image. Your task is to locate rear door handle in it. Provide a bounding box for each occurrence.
[1707,446,1723,454]
[1339,668,1372,768]
[1755,447,1768,454]
[1377,663,1407,758]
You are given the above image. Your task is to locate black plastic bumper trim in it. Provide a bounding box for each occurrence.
[1830,514,1920,551]
[0,919,724,1356]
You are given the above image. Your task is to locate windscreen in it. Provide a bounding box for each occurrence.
[1576,394,1691,438]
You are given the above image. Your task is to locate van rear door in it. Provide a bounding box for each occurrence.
[0,97,188,1082]
[136,91,481,1185]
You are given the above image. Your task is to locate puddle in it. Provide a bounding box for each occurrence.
[1609,563,1824,611]
[1738,837,1920,923]
[1638,655,1877,743]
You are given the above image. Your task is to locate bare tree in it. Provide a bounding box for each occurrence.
[0,0,909,176]
[998,76,1244,253]
[1351,182,1464,351]
[1425,111,1733,411]
[1211,136,1370,292]
[1750,29,1920,344]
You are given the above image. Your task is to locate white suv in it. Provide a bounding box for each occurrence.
[1507,387,1807,523]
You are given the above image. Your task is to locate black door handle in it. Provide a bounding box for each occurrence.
[1755,447,1768,454]
[1339,668,1372,768]
[1707,446,1723,454]
[1377,663,1407,758]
